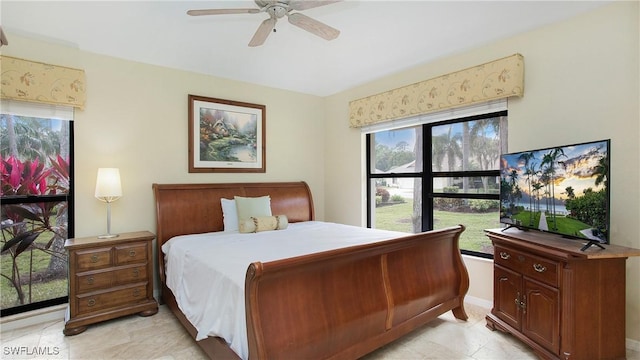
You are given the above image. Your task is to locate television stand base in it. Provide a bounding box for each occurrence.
[580,240,606,251]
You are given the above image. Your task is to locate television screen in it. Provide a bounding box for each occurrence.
[499,139,610,244]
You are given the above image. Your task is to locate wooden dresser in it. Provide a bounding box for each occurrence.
[63,231,158,335]
[485,228,640,360]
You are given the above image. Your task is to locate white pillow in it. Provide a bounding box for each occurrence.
[221,198,239,232]
[234,195,272,221]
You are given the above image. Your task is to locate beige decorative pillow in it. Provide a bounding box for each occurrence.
[234,196,272,221]
[239,215,289,233]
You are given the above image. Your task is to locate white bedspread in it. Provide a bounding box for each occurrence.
[162,221,407,360]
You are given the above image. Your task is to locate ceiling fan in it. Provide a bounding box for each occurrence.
[187,0,341,47]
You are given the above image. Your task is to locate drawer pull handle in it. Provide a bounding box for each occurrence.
[87,277,94,285]
[514,292,526,311]
[91,254,99,263]
[533,263,547,273]
[499,252,510,260]
[133,289,141,297]
[128,250,136,257]
[87,299,96,307]
[132,269,140,277]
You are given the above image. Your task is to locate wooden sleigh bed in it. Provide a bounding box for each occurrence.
[153,181,469,359]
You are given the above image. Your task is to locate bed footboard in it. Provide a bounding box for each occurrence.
[245,225,468,360]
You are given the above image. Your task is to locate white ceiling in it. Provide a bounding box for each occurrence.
[2,1,610,97]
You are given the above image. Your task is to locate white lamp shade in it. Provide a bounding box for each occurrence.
[95,168,122,201]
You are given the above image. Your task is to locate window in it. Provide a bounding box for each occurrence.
[1,101,74,316]
[366,110,506,257]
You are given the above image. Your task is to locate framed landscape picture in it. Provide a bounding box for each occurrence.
[188,94,265,173]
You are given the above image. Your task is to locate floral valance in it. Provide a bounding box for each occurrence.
[1,56,86,110]
[349,53,524,128]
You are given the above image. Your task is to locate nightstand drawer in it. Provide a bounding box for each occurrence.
[75,265,147,292]
[113,265,147,285]
[76,271,113,293]
[115,243,148,265]
[76,284,148,315]
[75,247,112,271]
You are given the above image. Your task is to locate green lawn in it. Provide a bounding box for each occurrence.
[375,200,500,254]
[512,210,591,239]
[1,231,68,309]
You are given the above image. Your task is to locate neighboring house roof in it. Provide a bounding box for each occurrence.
[388,160,416,173]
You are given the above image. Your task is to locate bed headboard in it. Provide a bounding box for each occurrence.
[152,181,314,281]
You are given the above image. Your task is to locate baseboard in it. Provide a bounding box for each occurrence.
[0,304,66,332]
[464,294,493,310]
[627,337,640,352]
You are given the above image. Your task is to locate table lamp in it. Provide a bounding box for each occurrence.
[95,168,122,238]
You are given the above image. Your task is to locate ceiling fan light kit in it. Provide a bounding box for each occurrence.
[187,0,341,47]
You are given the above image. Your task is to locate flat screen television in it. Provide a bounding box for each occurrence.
[499,139,610,248]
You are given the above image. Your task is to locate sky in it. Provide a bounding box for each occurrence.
[501,140,608,200]
[374,128,416,149]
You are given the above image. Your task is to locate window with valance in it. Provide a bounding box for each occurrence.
[1,56,85,316]
[358,54,524,258]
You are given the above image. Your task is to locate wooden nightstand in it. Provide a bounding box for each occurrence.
[63,231,158,336]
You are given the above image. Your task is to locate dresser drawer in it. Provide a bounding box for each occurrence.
[115,243,148,265]
[495,245,559,287]
[522,253,559,287]
[495,246,526,273]
[75,247,112,271]
[76,284,148,315]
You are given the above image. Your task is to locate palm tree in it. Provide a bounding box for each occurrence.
[593,155,608,188]
[507,169,519,214]
[518,151,536,226]
[432,126,462,186]
[462,122,471,191]
[469,118,501,191]
[540,148,566,230]
[442,126,462,172]
[431,136,447,171]
[532,181,544,213]
[564,186,575,199]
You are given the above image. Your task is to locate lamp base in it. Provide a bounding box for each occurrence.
[98,233,119,239]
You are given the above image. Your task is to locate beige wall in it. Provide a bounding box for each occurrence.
[3,0,639,347]
[325,1,640,344]
[2,32,327,238]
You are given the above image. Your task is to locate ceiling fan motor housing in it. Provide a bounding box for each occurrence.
[267,5,288,19]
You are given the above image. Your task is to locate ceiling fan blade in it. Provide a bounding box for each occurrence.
[289,1,342,11]
[287,12,339,41]
[187,8,260,16]
[249,17,277,47]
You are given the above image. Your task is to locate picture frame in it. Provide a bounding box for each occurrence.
[188,94,266,173]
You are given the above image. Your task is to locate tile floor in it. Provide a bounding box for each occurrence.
[1,303,638,360]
